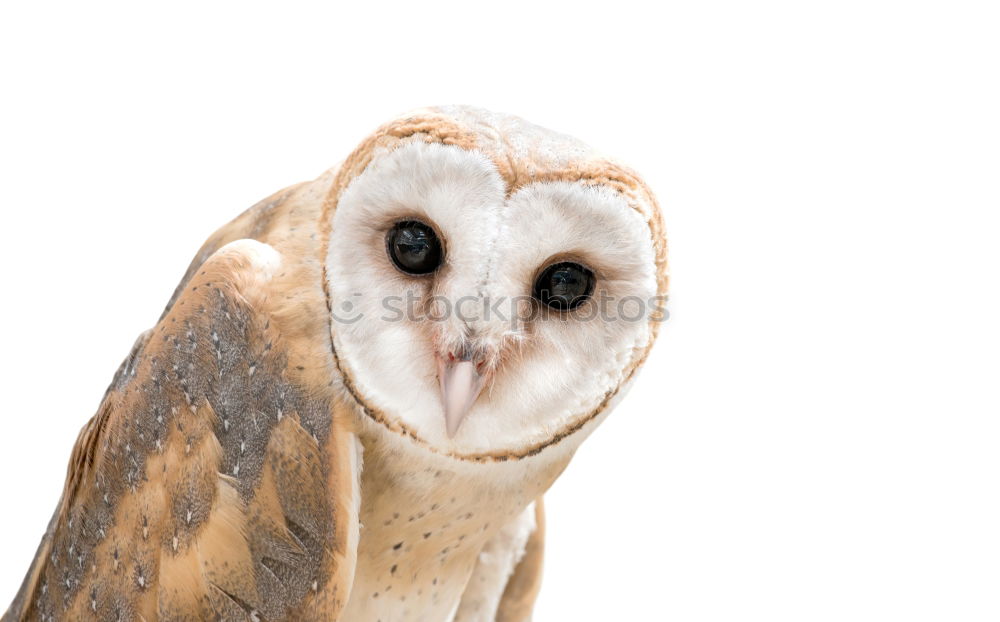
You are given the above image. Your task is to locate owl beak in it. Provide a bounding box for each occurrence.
[437,354,487,438]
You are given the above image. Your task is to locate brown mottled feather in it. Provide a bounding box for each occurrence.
[3,180,359,622]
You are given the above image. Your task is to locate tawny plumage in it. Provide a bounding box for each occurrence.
[4,106,667,622]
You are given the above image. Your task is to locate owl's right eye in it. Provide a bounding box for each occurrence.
[386,220,443,275]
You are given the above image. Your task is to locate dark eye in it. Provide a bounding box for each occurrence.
[533,261,595,311]
[386,220,443,275]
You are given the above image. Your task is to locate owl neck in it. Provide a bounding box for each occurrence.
[354,423,570,539]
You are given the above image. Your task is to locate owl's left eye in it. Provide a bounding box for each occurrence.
[386,220,443,275]
[533,261,595,311]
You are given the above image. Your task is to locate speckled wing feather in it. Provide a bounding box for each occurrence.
[494,500,546,622]
[3,233,360,621]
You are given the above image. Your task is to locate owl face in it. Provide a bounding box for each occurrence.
[326,137,660,459]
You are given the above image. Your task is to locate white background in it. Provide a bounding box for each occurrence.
[1,1,997,620]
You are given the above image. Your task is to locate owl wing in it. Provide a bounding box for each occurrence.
[4,239,360,622]
[454,499,546,622]
[494,499,546,622]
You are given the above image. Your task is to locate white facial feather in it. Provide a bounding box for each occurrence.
[326,139,657,457]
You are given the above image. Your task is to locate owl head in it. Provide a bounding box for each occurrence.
[324,106,667,462]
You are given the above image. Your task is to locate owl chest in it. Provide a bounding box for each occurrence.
[340,445,547,621]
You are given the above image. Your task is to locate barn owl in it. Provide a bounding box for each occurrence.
[3,106,668,622]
